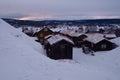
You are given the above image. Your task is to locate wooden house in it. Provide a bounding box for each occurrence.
[35,27,54,44]
[22,27,34,36]
[83,33,116,52]
[94,39,115,51]
[60,29,87,47]
[46,34,74,60]
[85,26,98,33]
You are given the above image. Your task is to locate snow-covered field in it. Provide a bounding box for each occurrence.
[0,19,120,80]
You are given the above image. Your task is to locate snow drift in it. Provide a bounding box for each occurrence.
[0,19,120,80]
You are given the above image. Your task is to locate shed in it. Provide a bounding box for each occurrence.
[46,34,74,60]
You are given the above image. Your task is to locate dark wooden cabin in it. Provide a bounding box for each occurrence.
[94,39,116,51]
[46,35,74,60]
[83,33,116,52]
[35,27,54,44]
[83,39,116,52]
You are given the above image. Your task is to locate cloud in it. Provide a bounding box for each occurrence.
[17,15,120,20]
[0,0,120,20]
[0,13,30,19]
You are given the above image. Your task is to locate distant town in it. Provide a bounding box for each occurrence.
[2,18,120,37]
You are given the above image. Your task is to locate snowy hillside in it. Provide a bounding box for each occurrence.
[111,37,120,46]
[0,19,120,80]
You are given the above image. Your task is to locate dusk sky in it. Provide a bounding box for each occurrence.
[0,0,120,20]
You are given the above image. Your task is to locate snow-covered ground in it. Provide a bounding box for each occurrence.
[0,19,120,80]
[73,48,120,80]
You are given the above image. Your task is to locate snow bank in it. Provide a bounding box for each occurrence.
[73,47,120,80]
[111,37,120,46]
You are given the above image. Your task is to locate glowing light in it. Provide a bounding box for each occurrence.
[18,15,53,20]
[17,15,120,20]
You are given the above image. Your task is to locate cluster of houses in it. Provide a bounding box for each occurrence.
[32,27,117,60]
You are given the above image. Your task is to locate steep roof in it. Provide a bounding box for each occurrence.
[84,33,105,44]
[38,27,54,33]
[47,34,74,45]
[60,29,84,37]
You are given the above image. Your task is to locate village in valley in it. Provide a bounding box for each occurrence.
[1,18,120,80]
[3,18,120,60]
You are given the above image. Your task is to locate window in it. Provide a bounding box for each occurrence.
[101,44,107,49]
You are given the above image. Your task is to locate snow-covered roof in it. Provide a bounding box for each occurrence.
[104,34,116,38]
[47,34,74,45]
[60,30,84,37]
[84,33,105,44]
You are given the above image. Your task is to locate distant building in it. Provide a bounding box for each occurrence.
[35,27,54,44]
[85,26,98,33]
[22,27,34,36]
